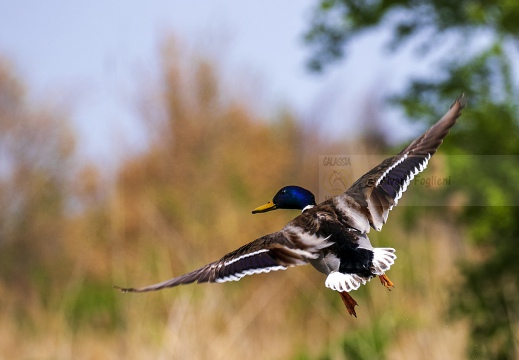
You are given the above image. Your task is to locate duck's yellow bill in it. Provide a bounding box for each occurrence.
[252,200,277,214]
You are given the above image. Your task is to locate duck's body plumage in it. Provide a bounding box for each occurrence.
[115,95,466,317]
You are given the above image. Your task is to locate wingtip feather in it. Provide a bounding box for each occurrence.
[113,285,136,293]
[454,93,467,109]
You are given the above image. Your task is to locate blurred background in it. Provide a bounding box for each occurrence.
[1,1,518,359]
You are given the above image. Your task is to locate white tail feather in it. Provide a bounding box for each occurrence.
[371,247,396,275]
[325,272,369,292]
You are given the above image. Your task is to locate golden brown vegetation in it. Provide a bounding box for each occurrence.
[0,43,469,359]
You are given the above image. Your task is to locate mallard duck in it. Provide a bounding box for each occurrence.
[115,95,466,317]
[251,185,396,316]
[252,185,395,288]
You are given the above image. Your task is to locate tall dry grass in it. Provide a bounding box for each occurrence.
[0,42,469,359]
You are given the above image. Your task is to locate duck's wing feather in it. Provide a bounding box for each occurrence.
[114,231,324,293]
[343,94,466,231]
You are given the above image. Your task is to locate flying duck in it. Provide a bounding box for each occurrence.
[252,185,396,316]
[252,185,395,289]
[115,95,466,317]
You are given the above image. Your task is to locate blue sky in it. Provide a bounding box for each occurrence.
[0,1,422,163]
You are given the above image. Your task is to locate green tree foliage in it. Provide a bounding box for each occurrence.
[305,0,519,71]
[306,0,519,358]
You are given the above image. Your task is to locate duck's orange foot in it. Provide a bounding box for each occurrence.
[379,274,394,290]
[339,291,358,318]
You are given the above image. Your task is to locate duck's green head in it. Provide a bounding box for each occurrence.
[252,186,316,214]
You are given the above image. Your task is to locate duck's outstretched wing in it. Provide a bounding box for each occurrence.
[344,94,466,231]
[114,231,322,293]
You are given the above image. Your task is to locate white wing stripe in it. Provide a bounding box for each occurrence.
[385,155,432,210]
[376,152,432,194]
[215,265,287,283]
[375,154,407,186]
[223,249,269,266]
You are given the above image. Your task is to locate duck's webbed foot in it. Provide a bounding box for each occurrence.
[379,274,394,290]
[339,291,358,317]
